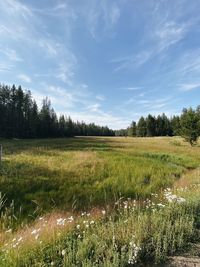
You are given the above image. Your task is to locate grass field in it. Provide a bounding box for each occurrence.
[0,137,200,266]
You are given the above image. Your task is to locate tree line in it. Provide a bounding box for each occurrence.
[0,84,114,138]
[115,107,200,145]
[1,84,199,144]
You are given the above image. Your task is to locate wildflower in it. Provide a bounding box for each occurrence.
[31,228,40,235]
[177,197,186,203]
[164,189,186,203]
[57,218,66,226]
[157,203,165,208]
[50,262,54,266]
[61,249,66,256]
[102,210,106,215]
[90,220,94,225]
[68,216,74,222]
[76,224,80,229]
[31,229,37,234]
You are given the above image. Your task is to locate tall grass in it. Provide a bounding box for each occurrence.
[1,194,200,266]
[0,137,200,266]
[0,137,198,215]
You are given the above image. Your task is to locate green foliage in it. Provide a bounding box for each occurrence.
[1,201,200,266]
[180,108,199,146]
[137,116,147,137]
[127,121,136,137]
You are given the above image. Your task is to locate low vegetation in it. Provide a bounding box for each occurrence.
[0,137,200,266]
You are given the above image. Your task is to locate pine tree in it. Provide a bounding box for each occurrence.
[180,108,199,146]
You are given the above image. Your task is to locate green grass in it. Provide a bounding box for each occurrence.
[0,136,200,266]
[0,137,198,216]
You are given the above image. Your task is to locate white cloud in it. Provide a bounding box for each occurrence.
[1,0,32,18]
[179,83,200,91]
[18,74,31,83]
[57,109,130,130]
[155,21,190,52]
[55,63,75,85]
[0,48,22,61]
[83,1,120,39]
[122,86,142,91]
[109,4,120,25]
[87,103,101,112]
[112,50,153,72]
[38,39,58,57]
[96,95,105,101]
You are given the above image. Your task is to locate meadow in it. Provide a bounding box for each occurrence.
[0,137,200,266]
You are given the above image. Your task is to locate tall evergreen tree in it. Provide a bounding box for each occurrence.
[146,114,156,137]
[137,117,147,137]
[180,107,199,146]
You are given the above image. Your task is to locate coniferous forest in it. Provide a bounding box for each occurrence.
[0,84,115,138]
[1,84,200,143]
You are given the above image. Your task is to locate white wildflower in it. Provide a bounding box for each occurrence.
[157,203,165,208]
[68,216,74,222]
[61,249,66,256]
[57,218,66,226]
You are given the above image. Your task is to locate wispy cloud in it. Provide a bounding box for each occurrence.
[55,62,76,85]
[87,103,101,112]
[38,39,58,57]
[82,1,120,39]
[111,1,195,73]
[96,95,105,101]
[18,74,31,83]
[111,50,153,72]
[0,48,22,61]
[179,83,200,91]
[122,86,142,91]
[0,62,13,72]
[154,19,191,53]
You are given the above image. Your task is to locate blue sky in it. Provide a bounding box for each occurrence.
[0,0,200,129]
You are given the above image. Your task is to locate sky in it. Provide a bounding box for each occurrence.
[0,0,200,129]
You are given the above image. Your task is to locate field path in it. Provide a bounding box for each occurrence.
[174,167,200,188]
[166,256,200,267]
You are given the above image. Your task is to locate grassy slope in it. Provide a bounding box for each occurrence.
[0,137,200,266]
